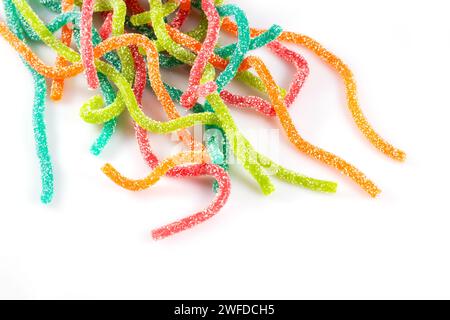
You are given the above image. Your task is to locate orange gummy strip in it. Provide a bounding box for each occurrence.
[221,18,406,162]
[102,152,197,191]
[245,55,380,197]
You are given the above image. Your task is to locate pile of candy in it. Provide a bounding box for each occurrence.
[0,0,405,240]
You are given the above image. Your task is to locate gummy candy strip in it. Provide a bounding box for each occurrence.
[130,45,160,168]
[180,0,220,109]
[170,0,191,29]
[101,153,231,240]
[37,0,61,13]
[4,0,54,204]
[215,4,250,92]
[214,24,282,58]
[99,11,113,40]
[80,0,99,89]
[50,0,73,101]
[151,164,231,240]
[246,55,380,197]
[221,19,407,162]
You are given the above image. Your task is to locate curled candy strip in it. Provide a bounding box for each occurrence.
[101,152,231,240]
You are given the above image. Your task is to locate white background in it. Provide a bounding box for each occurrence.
[0,0,449,299]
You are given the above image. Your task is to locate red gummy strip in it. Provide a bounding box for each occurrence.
[219,90,278,116]
[151,163,231,240]
[268,41,309,107]
[99,12,113,40]
[220,41,309,117]
[170,0,191,29]
[130,45,160,168]
[180,0,220,109]
[81,0,100,89]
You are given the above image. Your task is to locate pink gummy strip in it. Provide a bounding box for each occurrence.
[151,163,231,240]
[180,0,220,109]
[80,0,100,89]
[220,41,310,116]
